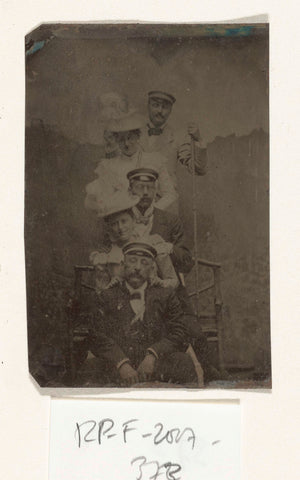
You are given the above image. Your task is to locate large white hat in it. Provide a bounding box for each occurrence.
[97,190,140,218]
[107,112,145,133]
[100,92,129,120]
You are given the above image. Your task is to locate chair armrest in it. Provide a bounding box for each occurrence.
[74,265,95,272]
[195,258,221,268]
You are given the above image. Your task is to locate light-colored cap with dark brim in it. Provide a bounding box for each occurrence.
[148,91,176,104]
[123,241,157,259]
[127,167,159,183]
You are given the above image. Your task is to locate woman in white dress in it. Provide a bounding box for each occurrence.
[85,112,177,214]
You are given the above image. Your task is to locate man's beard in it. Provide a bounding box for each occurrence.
[127,271,145,287]
[138,197,152,211]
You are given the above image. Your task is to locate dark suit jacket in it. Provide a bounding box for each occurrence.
[151,207,194,274]
[90,282,188,368]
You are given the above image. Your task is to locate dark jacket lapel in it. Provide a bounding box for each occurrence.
[151,208,170,240]
[113,283,136,324]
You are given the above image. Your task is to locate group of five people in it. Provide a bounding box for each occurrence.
[79,90,208,386]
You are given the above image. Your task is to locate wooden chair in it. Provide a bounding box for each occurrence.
[65,265,95,384]
[184,257,225,372]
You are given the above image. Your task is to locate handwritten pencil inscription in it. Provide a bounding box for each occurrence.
[75,418,196,450]
[131,456,182,480]
[74,417,221,479]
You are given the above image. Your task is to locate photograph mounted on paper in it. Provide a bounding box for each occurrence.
[25,23,270,389]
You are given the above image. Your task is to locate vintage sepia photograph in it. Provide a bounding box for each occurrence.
[25,23,270,389]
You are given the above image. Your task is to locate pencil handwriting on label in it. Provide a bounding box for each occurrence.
[49,401,240,480]
[75,418,197,450]
[131,456,182,480]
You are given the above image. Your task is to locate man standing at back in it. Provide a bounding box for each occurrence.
[139,90,208,184]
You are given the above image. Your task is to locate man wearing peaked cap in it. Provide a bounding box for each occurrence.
[127,166,194,276]
[138,90,208,198]
[86,239,197,386]
[85,111,177,214]
[127,167,159,183]
[122,241,157,259]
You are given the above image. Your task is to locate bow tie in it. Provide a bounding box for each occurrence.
[136,215,151,225]
[148,126,163,136]
[129,292,142,300]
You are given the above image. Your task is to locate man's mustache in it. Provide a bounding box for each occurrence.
[128,271,143,279]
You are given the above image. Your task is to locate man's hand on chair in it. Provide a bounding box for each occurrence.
[119,362,139,386]
[137,353,156,381]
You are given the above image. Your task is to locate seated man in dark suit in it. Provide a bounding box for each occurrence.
[127,167,194,275]
[85,241,196,386]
